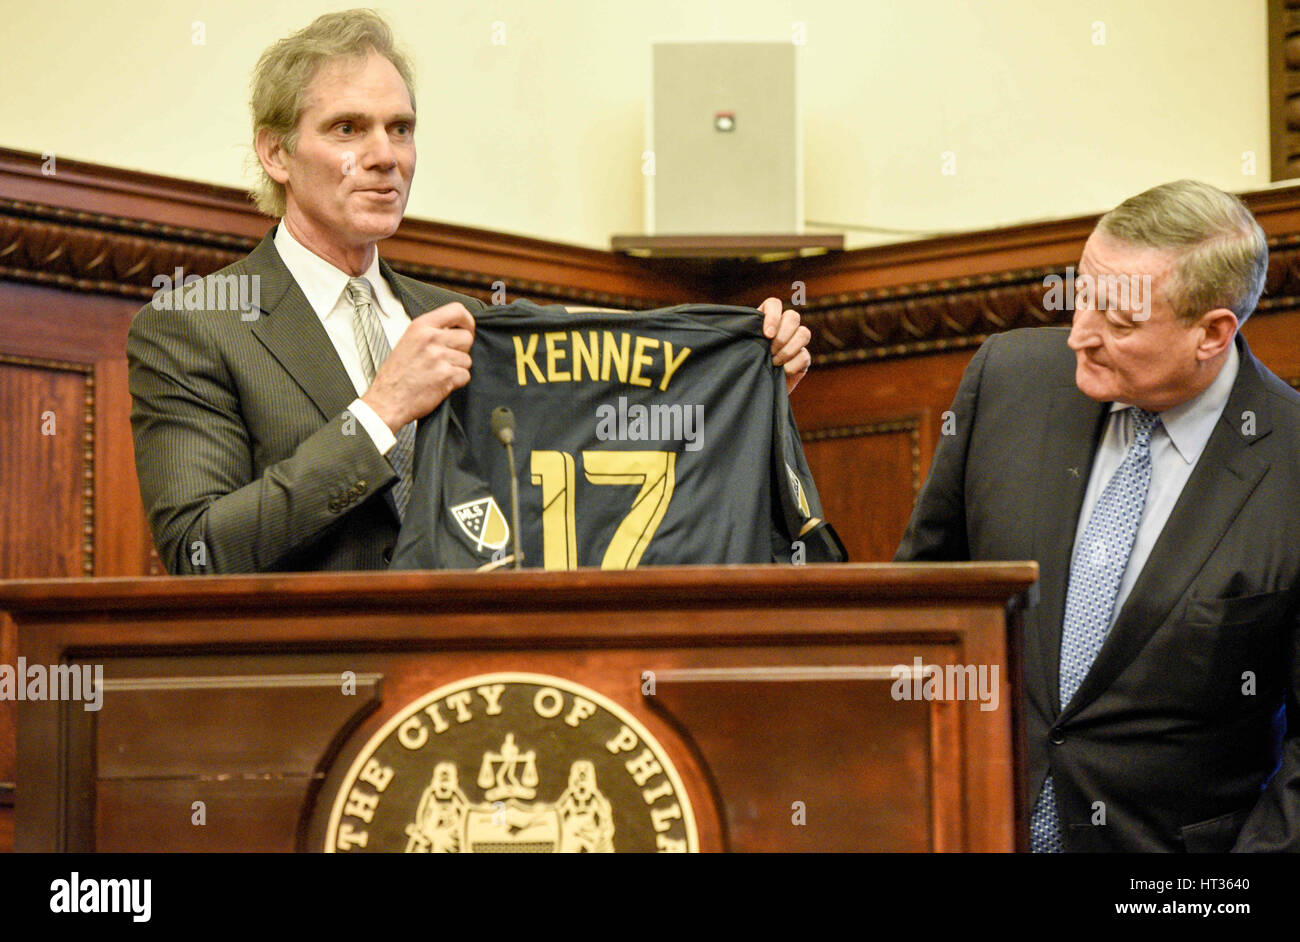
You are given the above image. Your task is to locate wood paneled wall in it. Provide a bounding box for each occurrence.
[1270,0,1300,181]
[4,146,1300,850]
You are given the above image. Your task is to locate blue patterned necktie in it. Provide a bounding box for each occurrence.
[1030,406,1161,853]
[346,277,415,517]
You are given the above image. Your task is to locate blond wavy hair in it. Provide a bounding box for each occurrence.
[249,10,416,217]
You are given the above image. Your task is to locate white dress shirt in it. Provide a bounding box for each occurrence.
[1072,342,1240,627]
[273,222,411,455]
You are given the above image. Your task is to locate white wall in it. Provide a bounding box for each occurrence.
[0,0,1270,249]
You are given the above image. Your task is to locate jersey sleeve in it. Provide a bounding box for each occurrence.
[389,402,513,570]
[769,378,848,563]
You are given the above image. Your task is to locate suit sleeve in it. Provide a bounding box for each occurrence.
[1234,607,1300,851]
[127,302,397,574]
[893,334,997,562]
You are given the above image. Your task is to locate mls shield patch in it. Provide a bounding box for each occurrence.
[786,463,811,517]
[450,497,510,551]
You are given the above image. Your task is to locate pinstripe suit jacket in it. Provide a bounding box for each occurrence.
[127,227,486,573]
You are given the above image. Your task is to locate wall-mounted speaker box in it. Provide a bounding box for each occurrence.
[649,41,802,235]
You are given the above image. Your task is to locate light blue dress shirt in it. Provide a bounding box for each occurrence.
[1071,342,1240,627]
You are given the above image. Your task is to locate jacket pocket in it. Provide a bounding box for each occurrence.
[1182,590,1293,629]
[1180,808,1251,853]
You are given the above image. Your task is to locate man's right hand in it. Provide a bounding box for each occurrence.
[360,302,476,432]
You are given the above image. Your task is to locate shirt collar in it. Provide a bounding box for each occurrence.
[273,222,394,321]
[1109,340,1239,464]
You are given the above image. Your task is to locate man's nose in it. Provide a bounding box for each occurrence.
[360,130,398,170]
[1068,306,1101,350]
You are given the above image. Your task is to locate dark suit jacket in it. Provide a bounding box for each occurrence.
[127,227,485,573]
[896,326,1300,852]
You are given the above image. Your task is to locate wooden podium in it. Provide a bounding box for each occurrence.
[0,563,1036,853]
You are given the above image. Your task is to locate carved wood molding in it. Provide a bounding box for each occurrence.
[7,147,1300,364]
[1270,0,1300,181]
[795,238,1300,364]
[801,268,1062,365]
[0,147,685,308]
[0,196,674,310]
[0,198,252,300]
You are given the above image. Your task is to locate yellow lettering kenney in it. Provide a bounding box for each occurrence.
[629,335,658,388]
[508,331,691,390]
[601,330,630,383]
[545,331,571,382]
[660,341,690,391]
[572,330,599,382]
[514,334,545,385]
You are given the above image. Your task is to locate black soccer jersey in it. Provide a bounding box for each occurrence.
[390,300,846,570]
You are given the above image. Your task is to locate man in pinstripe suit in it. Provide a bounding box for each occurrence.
[127,10,812,574]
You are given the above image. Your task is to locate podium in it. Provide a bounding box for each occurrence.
[0,563,1036,852]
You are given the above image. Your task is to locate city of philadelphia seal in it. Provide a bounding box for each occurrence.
[324,673,698,852]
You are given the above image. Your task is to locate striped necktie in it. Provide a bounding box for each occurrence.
[345,277,415,517]
[1030,406,1161,852]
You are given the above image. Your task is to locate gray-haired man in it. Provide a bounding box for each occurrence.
[898,180,1300,852]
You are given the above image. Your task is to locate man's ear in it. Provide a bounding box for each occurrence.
[255,128,291,185]
[1196,308,1239,361]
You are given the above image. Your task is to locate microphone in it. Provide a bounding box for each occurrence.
[490,406,524,569]
[490,406,514,445]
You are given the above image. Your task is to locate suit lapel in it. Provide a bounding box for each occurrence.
[1059,336,1274,721]
[1033,381,1110,714]
[246,228,360,422]
[244,242,475,526]
[380,258,480,319]
[379,259,424,322]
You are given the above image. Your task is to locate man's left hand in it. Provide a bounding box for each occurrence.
[759,297,812,394]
